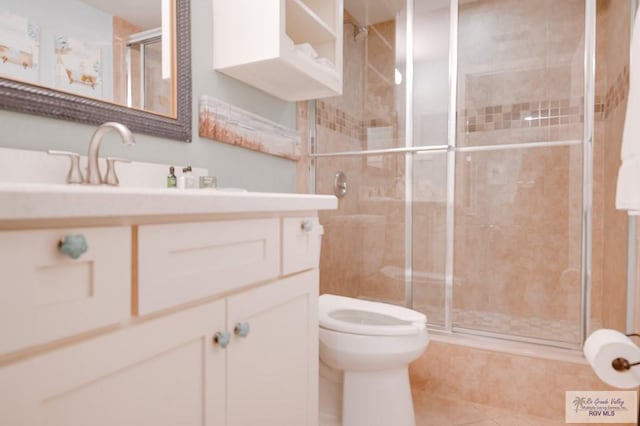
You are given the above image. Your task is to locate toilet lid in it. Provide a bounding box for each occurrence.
[318,294,427,336]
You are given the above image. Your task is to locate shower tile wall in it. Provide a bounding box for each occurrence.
[296,101,310,193]
[314,16,409,305]
[409,341,626,422]
[597,0,631,332]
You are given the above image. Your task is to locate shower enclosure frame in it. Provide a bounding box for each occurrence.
[310,0,602,349]
[126,28,162,111]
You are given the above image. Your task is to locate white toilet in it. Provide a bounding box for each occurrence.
[318,294,429,426]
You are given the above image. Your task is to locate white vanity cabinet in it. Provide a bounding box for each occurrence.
[0,272,318,426]
[0,187,336,426]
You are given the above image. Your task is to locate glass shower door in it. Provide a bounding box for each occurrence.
[313,0,594,349]
[451,0,587,346]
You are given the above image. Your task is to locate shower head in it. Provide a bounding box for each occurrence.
[344,15,368,42]
[353,25,369,42]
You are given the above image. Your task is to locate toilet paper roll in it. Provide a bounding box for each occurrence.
[584,329,640,389]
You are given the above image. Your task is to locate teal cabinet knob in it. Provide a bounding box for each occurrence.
[301,220,313,233]
[213,331,231,348]
[58,234,88,259]
[234,322,250,338]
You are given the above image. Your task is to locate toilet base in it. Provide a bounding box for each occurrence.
[319,361,342,425]
[342,367,415,426]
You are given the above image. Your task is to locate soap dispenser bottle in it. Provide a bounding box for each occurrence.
[180,165,197,189]
[167,166,177,188]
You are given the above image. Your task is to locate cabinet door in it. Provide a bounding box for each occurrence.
[226,270,319,426]
[0,300,227,426]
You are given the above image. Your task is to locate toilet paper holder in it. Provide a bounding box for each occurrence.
[612,333,640,372]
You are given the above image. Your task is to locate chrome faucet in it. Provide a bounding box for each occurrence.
[85,122,136,184]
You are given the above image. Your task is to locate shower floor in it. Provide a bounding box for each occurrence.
[414,304,601,345]
[358,290,598,345]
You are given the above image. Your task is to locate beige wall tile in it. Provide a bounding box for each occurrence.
[410,341,620,420]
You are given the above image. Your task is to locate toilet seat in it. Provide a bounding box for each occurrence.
[319,294,427,336]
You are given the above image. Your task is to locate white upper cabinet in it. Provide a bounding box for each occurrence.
[213,0,344,101]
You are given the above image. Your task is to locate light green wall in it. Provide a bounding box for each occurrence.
[0,0,298,193]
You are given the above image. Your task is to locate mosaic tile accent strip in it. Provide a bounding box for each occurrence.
[461,97,585,133]
[297,100,308,121]
[199,95,301,161]
[316,100,363,140]
[313,66,629,137]
[316,100,396,141]
[461,67,629,133]
[605,64,630,118]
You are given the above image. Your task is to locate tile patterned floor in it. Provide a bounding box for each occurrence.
[417,304,602,344]
[412,389,636,426]
[362,294,598,344]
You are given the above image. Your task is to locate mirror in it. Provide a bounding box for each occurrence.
[0,0,191,141]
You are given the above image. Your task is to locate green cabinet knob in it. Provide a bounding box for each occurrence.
[58,234,88,259]
[301,220,313,233]
[214,331,231,348]
[234,322,250,338]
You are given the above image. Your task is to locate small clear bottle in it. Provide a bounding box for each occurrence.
[167,166,177,188]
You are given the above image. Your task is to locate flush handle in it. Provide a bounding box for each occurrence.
[301,220,313,233]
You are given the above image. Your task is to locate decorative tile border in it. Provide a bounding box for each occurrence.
[199,95,301,161]
[316,100,362,140]
[604,64,629,118]
[461,97,585,133]
[313,65,629,137]
[461,66,629,133]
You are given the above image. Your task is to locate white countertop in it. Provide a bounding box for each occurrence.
[0,183,337,226]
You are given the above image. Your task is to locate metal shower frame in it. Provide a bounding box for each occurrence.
[309,0,609,349]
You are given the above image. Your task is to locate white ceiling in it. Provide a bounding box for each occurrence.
[81,0,161,29]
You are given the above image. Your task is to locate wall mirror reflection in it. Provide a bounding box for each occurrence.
[0,0,191,141]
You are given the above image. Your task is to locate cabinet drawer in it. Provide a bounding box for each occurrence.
[0,227,131,356]
[282,216,323,275]
[137,219,280,315]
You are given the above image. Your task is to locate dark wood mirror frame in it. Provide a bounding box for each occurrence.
[0,0,192,142]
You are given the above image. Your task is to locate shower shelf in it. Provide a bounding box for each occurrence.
[212,0,344,101]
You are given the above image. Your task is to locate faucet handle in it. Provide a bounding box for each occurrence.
[104,157,131,186]
[47,150,84,184]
